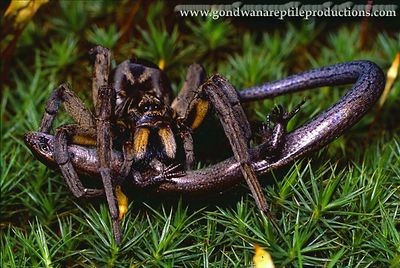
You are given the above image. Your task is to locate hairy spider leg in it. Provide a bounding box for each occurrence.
[170,67,275,221]
[171,63,208,170]
[95,84,123,244]
[39,84,103,197]
[89,46,111,109]
[39,84,95,134]
[54,125,103,197]
[92,47,126,244]
[201,75,276,222]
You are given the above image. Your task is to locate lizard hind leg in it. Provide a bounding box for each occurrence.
[261,99,306,155]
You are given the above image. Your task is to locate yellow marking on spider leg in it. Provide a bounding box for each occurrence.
[72,135,96,146]
[133,127,150,160]
[191,99,209,129]
[158,127,176,159]
[115,185,128,220]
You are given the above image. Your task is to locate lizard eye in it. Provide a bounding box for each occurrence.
[39,142,50,152]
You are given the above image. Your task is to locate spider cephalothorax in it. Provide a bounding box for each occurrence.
[108,58,214,179]
[111,60,179,166]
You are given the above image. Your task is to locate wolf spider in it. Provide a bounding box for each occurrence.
[38,46,301,243]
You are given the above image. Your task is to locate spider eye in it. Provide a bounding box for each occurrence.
[142,104,160,112]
